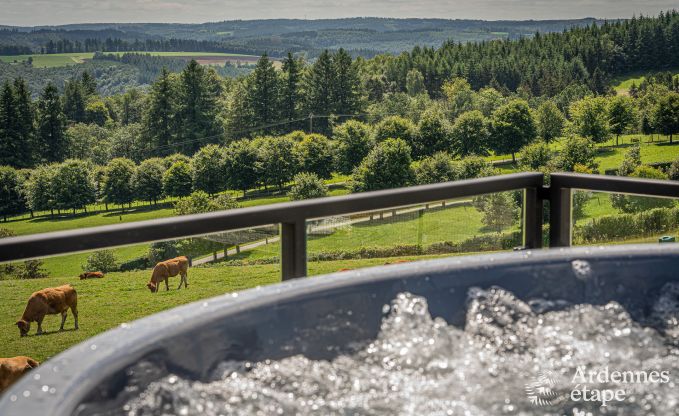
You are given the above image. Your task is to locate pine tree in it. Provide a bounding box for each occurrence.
[143,68,176,150]
[37,83,67,163]
[281,52,301,129]
[12,78,35,167]
[332,48,361,116]
[0,82,21,167]
[63,78,86,123]
[249,54,280,131]
[304,50,334,134]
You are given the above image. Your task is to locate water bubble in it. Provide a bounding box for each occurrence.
[571,259,592,280]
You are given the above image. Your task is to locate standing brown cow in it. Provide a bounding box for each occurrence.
[0,356,39,393]
[147,256,189,293]
[16,285,79,337]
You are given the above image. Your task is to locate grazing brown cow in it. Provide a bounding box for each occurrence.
[79,271,104,280]
[147,256,189,293]
[16,285,79,337]
[0,356,39,393]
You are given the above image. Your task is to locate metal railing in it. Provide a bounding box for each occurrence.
[1,172,678,280]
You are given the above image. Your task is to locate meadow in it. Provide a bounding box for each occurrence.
[0,51,258,68]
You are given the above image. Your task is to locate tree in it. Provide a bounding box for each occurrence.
[535,101,565,143]
[103,158,136,210]
[51,159,95,215]
[373,116,417,148]
[333,120,374,174]
[0,166,25,221]
[85,100,111,126]
[191,144,226,195]
[519,141,553,170]
[36,83,66,163]
[224,140,259,197]
[143,68,176,150]
[257,136,298,190]
[555,136,597,172]
[617,144,641,176]
[569,96,611,143]
[669,157,679,181]
[303,50,334,134]
[294,134,335,179]
[163,161,193,198]
[442,77,474,117]
[416,107,452,159]
[451,110,490,157]
[12,78,35,167]
[406,69,426,96]
[173,190,238,215]
[83,250,117,273]
[65,123,110,165]
[351,138,414,192]
[332,48,362,116]
[80,71,97,96]
[289,172,328,200]
[24,164,55,215]
[474,87,506,117]
[109,123,150,163]
[0,82,21,167]
[490,99,537,162]
[414,152,459,185]
[249,54,280,129]
[281,52,301,127]
[607,96,636,145]
[134,158,165,204]
[653,92,679,143]
[473,192,519,233]
[176,61,222,153]
[62,78,86,123]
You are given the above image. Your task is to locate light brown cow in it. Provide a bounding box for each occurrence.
[0,356,39,393]
[147,256,189,293]
[16,285,79,337]
[79,271,104,280]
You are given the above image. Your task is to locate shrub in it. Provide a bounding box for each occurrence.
[289,172,328,200]
[148,241,180,264]
[519,141,553,170]
[611,166,676,213]
[414,152,459,185]
[351,138,414,192]
[555,136,598,172]
[617,144,641,176]
[83,250,118,273]
[173,191,238,216]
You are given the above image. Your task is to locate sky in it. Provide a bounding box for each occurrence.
[0,0,676,26]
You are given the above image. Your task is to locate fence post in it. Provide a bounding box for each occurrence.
[281,220,307,280]
[523,187,543,249]
[549,185,572,247]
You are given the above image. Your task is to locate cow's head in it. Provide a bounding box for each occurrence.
[79,273,87,279]
[16,320,30,337]
[147,282,157,293]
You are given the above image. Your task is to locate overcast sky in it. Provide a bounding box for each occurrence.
[0,0,676,26]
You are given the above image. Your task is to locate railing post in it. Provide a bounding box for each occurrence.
[549,185,572,247]
[523,187,542,249]
[281,220,307,280]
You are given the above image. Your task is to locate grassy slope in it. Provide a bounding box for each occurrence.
[611,69,679,94]
[0,255,450,362]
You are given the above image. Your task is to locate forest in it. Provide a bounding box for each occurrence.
[0,11,678,223]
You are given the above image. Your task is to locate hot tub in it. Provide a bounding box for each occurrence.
[2,244,679,415]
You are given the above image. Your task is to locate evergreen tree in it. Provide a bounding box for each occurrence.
[281,52,301,129]
[332,48,362,116]
[143,68,176,150]
[37,83,66,163]
[176,61,222,153]
[12,78,35,167]
[304,50,334,134]
[249,54,280,131]
[63,78,86,123]
[80,71,97,96]
[0,82,21,167]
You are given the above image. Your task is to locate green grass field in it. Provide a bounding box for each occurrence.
[0,51,258,68]
[0,255,452,362]
[611,69,679,94]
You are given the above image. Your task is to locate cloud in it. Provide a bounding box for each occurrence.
[0,0,676,26]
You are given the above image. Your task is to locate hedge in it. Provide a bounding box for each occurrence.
[574,206,679,243]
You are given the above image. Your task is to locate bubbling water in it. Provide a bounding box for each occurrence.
[123,284,679,416]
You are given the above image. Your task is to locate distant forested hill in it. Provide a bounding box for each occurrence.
[1,17,603,58]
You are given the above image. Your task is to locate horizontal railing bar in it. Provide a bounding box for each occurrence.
[0,172,544,263]
[551,172,679,198]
